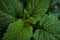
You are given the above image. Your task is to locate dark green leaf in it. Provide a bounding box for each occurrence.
[26,0,50,15]
[34,14,60,40]
[0,11,16,39]
[25,0,50,24]
[0,0,23,16]
[0,11,16,29]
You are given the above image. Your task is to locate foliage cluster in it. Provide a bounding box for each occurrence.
[0,0,60,40]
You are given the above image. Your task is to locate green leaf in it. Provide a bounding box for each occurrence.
[18,25,33,40]
[0,11,16,29]
[42,14,60,33]
[25,0,50,24]
[53,0,60,5]
[2,19,33,40]
[23,9,30,20]
[34,29,58,40]
[26,14,47,24]
[33,14,60,40]
[0,0,23,16]
[26,0,50,15]
[0,11,16,38]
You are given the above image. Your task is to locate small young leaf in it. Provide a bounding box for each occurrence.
[23,9,30,20]
[26,14,47,25]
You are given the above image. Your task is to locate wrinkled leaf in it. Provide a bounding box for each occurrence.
[0,11,16,39]
[0,11,16,27]
[0,0,23,16]
[26,0,50,15]
[34,14,60,40]
[25,0,50,24]
[2,19,33,40]
[0,11,16,29]
[52,0,60,4]
[18,25,33,40]
[42,14,60,33]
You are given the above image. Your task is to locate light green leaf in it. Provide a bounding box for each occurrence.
[23,9,30,20]
[2,19,33,40]
[18,25,33,40]
[26,0,50,15]
[34,14,60,40]
[0,0,23,16]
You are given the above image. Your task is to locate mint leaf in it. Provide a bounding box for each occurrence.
[26,0,50,15]
[18,25,33,40]
[0,0,23,16]
[23,9,30,20]
[2,19,33,40]
[34,29,58,40]
[33,14,60,40]
[25,0,50,24]
[0,11,16,38]
[42,14,60,33]
[0,11,16,29]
